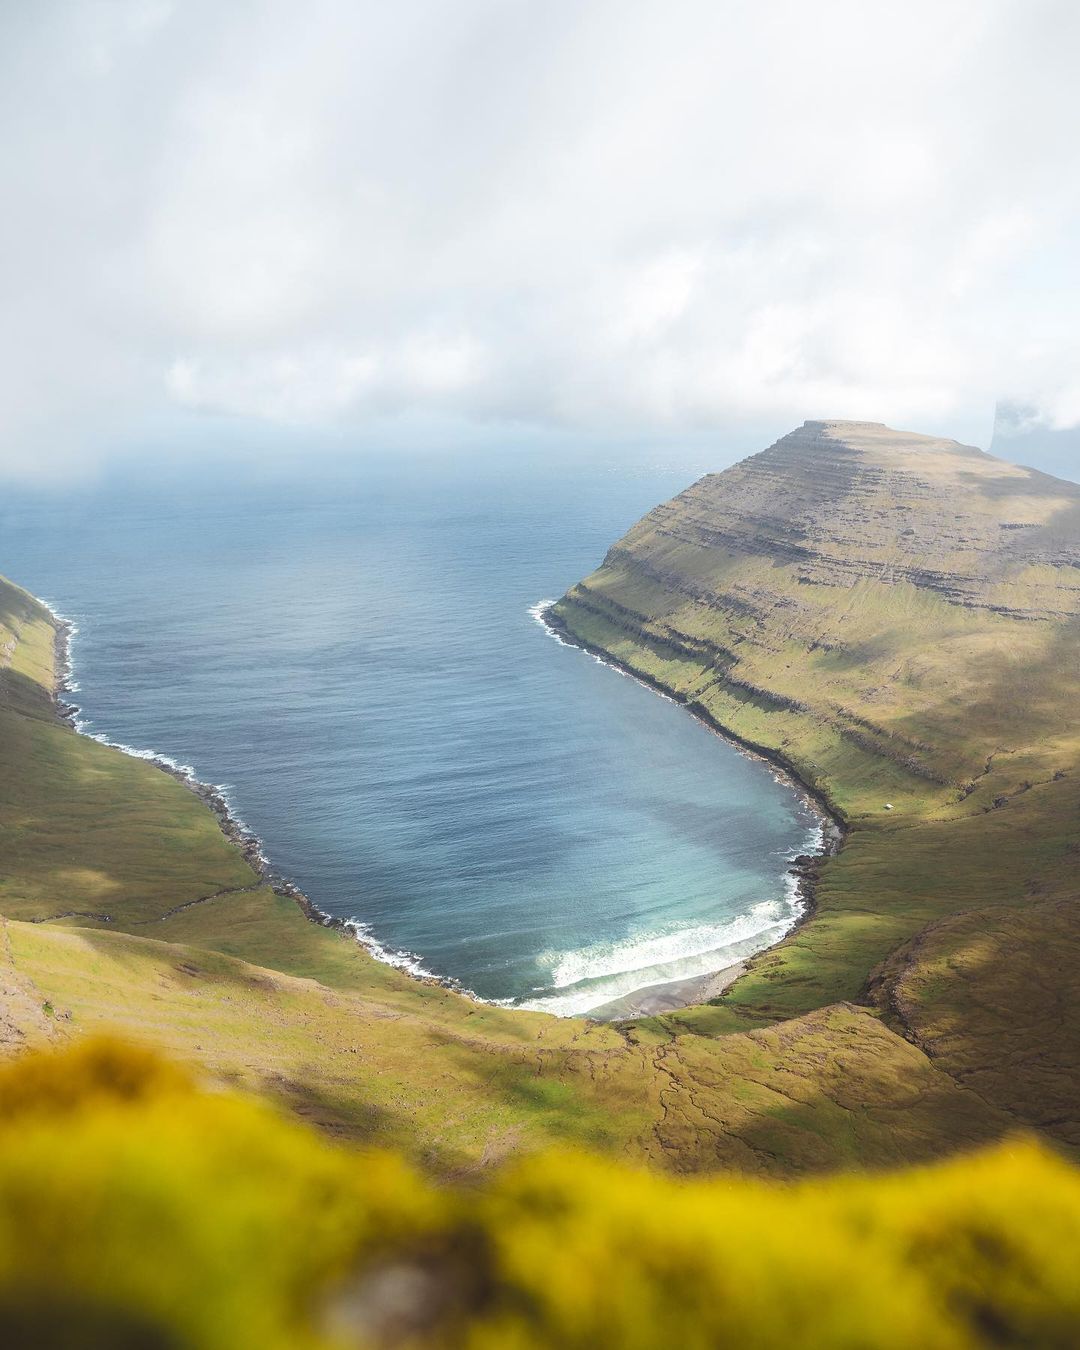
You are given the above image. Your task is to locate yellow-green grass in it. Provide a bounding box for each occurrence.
[0,549,1034,1176]
[0,1037,1074,1350]
[875,893,1080,1150]
[0,705,258,923]
[1,920,1008,1175]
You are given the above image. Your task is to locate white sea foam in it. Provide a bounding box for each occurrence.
[546,902,786,987]
[518,898,801,1017]
[529,598,581,653]
[529,597,677,697]
[343,920,443,981]
[339,918,512,1006]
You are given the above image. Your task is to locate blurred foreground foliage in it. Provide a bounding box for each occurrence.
[1,1039,1079,1350]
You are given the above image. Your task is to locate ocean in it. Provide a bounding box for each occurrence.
[0,443,821,1015]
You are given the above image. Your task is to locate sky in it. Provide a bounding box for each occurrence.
[3,0,1080,481]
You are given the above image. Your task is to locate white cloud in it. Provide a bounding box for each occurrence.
[2,0,1080,477]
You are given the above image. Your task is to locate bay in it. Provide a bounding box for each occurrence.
[0,444,820,1014]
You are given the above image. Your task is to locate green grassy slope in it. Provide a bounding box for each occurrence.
[0,587,256,923]
[2,921,1009,1174]
[0,561,1011,1174]
[551,419,1080,1149]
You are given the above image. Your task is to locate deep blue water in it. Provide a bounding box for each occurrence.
[0,446,819,1014]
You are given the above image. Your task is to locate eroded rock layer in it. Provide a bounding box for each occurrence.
[612,420,1080,621]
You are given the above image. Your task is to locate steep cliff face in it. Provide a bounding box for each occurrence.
[606,419,1080,621]
[552,422,1080,1151]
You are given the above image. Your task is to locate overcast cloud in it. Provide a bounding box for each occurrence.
[3,0,1080,478]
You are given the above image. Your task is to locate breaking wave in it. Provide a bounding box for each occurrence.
[518,897,801,1017]
[339,920,441,982]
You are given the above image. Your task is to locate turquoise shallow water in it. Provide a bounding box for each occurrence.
[0,446,820,1014]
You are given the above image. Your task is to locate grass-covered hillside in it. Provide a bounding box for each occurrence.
[550,419,1080,1151]
[1,420,1074,1174]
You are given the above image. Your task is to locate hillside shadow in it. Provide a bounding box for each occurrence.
[423,1025,647,1155]
[0,587,46,636]
[997,497,1080,575]
[882,895,1080,1156]
[888,614,1080,776]
[725,1085,1012,1176]
[955,463,1080,502]
[0,666,56,719]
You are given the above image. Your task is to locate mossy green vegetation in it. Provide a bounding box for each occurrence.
[1,1037,1077,1349]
